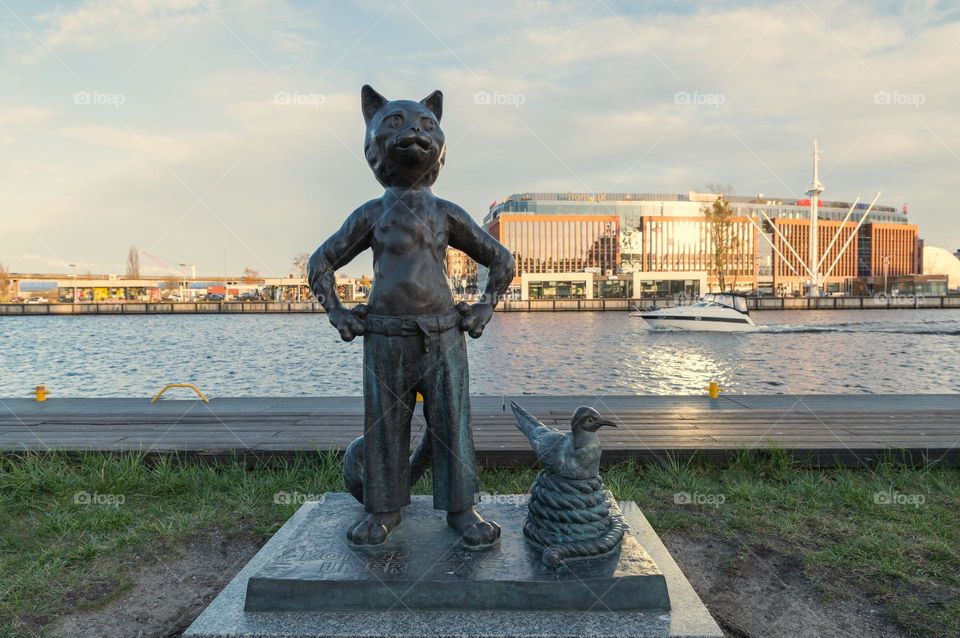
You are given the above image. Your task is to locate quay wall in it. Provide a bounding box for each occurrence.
[2,296,960,315]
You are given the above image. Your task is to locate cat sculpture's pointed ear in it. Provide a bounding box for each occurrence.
[420,90,442,122]
[361,85,388,124]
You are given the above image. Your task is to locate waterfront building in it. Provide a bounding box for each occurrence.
[484,191,920,298]
[264,277,311,301]
[858,223,920,277]
[446,248,478,294]
[55,279,161,303]
[263,274,370,302]
[850,274,947,297]
[770,218,860,294]
[485,208,620,277]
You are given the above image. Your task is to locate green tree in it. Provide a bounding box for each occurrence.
[703,196,740,292]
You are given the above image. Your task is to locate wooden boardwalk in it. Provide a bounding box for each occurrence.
[1,395,958,466]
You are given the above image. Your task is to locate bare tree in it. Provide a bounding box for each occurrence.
[126,246,141,278]
[703,196,740,292]
[292,253,310,278]
[242,267,260,283]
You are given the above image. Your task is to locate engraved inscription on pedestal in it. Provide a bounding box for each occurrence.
[244,494,671,612]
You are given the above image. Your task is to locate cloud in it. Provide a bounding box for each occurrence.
[20,0,210,64]
[61,124,236,163]
[0,107,53,143]
[2,0,960,275]
[0,106,52,126]
[0,254,90,272]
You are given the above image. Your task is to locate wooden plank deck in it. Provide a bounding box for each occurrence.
[1,395,958,466]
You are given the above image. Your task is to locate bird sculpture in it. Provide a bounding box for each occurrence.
[511,400,626,568]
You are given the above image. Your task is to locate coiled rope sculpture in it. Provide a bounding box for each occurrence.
[523,471,626,568]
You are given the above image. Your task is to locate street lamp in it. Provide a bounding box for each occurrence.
[68,263,79,304]
[179,263,196,301]
[883,255,891,295]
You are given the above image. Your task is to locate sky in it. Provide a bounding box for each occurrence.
[1,0,959,278]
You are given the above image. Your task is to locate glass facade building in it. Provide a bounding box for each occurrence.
[484,192,919,294]
[486,214,619,276]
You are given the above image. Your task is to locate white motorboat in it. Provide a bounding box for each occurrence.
[631,293,758,332]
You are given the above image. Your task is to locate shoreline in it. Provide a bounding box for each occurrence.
[2,295,959,315]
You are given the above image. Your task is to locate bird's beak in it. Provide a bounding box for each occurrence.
[596,419,617,429]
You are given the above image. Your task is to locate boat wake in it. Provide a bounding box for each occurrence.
[758,320,960,336]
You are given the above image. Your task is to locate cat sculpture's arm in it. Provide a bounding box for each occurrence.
[445,201,516,338]
[308,202,376,341]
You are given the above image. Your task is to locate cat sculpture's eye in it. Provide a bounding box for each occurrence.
[386,114,403,128]
[421,117,436,132]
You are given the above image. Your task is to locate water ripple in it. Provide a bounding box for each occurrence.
[1,310,958,397]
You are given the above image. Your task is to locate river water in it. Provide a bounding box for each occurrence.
[1,310,958,398]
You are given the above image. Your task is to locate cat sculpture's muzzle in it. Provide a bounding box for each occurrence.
[392,131,436,160]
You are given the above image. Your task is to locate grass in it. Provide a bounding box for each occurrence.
[0,451,958,637]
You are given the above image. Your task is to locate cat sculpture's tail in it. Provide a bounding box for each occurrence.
[343,434,432,503]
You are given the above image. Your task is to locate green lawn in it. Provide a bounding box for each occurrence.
[0,451,957,637]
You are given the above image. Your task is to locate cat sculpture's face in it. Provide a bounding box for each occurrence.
[362,84,446,188]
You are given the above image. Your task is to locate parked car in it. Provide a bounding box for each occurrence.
[26,296,48,304]
[205,293,225,301]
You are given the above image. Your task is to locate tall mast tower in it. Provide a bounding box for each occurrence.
[806,140,825,296]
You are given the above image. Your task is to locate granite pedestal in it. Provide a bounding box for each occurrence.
[185,494,723,637]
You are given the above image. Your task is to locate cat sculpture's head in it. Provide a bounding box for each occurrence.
[361,85,445,188]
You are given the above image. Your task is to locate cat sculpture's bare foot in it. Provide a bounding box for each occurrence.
[447,507,501,548]
[347,511,402,545]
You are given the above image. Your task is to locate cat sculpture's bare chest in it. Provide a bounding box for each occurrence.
[372,198,447,257]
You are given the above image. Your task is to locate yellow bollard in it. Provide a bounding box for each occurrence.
[33,385,51,402]
[706,381,722,399]
[416,392,424,403]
